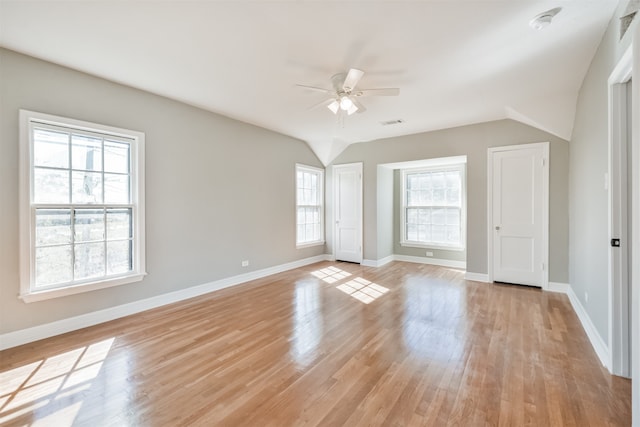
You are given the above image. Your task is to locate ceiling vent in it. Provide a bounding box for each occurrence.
[380,119,404,126]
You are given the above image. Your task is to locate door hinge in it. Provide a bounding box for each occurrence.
[541,262,545,271]
[542,158,546,167]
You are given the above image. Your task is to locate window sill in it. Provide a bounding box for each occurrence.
[296,240,325,249]
[400,242,465,252]
[20,272,147,303]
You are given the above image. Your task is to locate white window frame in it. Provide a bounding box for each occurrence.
[400,163,466,251]
[295,164,325,248]
[19,110,146,302]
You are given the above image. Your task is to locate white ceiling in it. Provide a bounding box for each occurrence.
[0,1,618,164]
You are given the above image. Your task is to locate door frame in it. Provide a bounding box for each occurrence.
[608,45,632,377]
[487,142,550,290]
[332,162,363,263]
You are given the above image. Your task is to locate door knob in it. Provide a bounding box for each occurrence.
[495,226,500,231]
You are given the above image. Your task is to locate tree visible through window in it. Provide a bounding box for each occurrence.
[296,164,324,246]
[20,111,146,301]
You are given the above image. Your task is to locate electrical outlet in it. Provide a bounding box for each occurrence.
[426,251,434,257]
[241,260,249,267]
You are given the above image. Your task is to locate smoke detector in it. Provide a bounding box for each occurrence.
[529,7,562,30]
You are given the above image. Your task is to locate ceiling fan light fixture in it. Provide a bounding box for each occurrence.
[346,104,359,115]
[340,96,354,111]
[327,100,340,114]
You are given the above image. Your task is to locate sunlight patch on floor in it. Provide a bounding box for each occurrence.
[336,277,390,304]
[0,337,115,426]
[311,266,351,283]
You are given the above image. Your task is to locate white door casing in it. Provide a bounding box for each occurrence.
[608,45,632,377]
[488,143,549,288]
[333,163,363,263]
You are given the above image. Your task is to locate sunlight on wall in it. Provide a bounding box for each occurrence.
[0,337,115,425]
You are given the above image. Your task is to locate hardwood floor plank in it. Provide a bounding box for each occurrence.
[0,261,632,426]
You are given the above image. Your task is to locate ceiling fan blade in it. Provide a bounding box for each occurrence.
[342,68,364,92]
[307,97,335,110]
[295,84,333,94]
[354,88,400,97]
[351,98,367,114]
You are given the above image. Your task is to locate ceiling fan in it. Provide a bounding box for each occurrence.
[297,68,399,116]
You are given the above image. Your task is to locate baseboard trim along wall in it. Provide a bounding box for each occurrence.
[0,254,332,351]
[566,285,611,370]
[362,255,465,269]
[464,272,490,282]
[547,281,570,293]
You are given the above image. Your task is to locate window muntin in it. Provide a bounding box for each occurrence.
[296,164,324,246]
[20,111,145,301]
[401,165,465,249]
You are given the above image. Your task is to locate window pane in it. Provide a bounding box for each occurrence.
[407,208,417,224]
[72,134,103,171]
[432,225,446,243]
[446,188,460,205]
[432,172,445,188]
[33,128,69,169]
[72,171,103,204]
[446,225,461,244]
[74,242,105,280]
[104,140,130,174]
[107,208,132,240]
[297,207,305,225]
[433,188,445,204]
[297,224,305,241]
[432,208,445,225]
[446,208,460,225]
[74,209,105,242]
[407,224,417,241]
[418,208,431,225]
[34,168,70,204]
[107,240,132,275]
[36,209,71,246]
[35,245,72,287]
[104,173,130,204]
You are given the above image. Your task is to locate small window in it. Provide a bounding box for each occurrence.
[401,163,466,250]
[19,110,146,302]
[296,164,324,247]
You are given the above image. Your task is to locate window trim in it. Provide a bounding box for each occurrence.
[19,110,146,302]
[400,163,466,251]
[295,163,325,248]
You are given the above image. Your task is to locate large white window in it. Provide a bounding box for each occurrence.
[19,110,146,302]
[401,163,465,250]
[296,164,324,247]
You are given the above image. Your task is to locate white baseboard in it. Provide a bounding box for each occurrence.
[0,254,331,351]
[362,255,394,268]
[464,272,489,282]
[566,285,611,370]
[393,255,466,269]
[547,281,570,293]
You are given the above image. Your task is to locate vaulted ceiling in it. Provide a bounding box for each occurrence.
[0,1,618,164]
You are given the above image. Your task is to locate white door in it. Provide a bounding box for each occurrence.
[489,143,548,288]
[334,163,362,263]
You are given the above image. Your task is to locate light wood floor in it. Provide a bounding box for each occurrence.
[0,261,632,426]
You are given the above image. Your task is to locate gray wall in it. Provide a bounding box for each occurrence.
[569,8,634,343]
[0,48,324,334]
[328,119,569,282]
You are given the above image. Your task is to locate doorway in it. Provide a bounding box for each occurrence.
[487,142,549,289]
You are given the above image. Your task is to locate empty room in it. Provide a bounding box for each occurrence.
[0,1,639,426]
